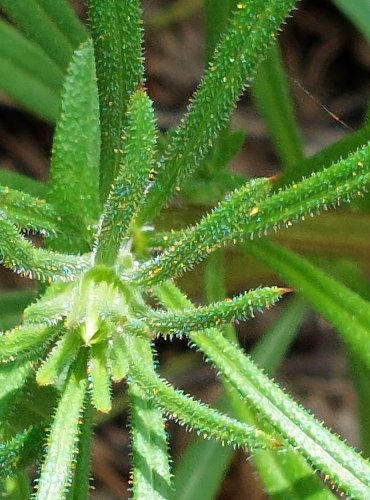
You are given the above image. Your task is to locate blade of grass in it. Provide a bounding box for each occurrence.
[0,169,47,198]
[0,289,36,330]
[0,218,89,282]
[0,0,84,70]
[246,240,370,370]
[332,0,370,42]
[277,123,370,187]
[252,44,304,174]
[0,56,59,121]
[0,19,64,91]
[32,0,88,47]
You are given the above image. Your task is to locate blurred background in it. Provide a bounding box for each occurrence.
[1,1,370,498]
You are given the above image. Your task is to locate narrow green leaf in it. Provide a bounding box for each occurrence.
[139,0,297,223]
[31,0,88,48]
[0,0,82,70]
[0,18,63,88]
[155,283,368,496]
[127,336,173,500]
[36,328,82,386]
[247,240,370,370]
[35,350,88,500]
[0,425,44,478]
[0,324,55,363]
[189,328,370,497]
[0,358,32,423]
[0,289,36,331]
[134,144,370,285]
[159,283,333,499]
[0,185,58,236]
[252,296,307,374]
[68,400,93,500]
[126,335,281,453]
[0,169,47,198]
[88,342,112,413]
[110,330,129,382]
[332,0,370,42]
[252,44,304,173]
[132,177,272,284]
[94,90,157,265]
[0,56,59,122]
[87,0,144,200]
[0,218,89,282]
[48,40,100,253]
[23,282,75,326]
[136,287,284,338]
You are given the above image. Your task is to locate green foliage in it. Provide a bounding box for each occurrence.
[94,89,157,265]
[134,286,284,338]
[0,1,370,499]
[47,39,100,253]
[0,0,87,70]
[88,0,145,200]
[139,0,298,223]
